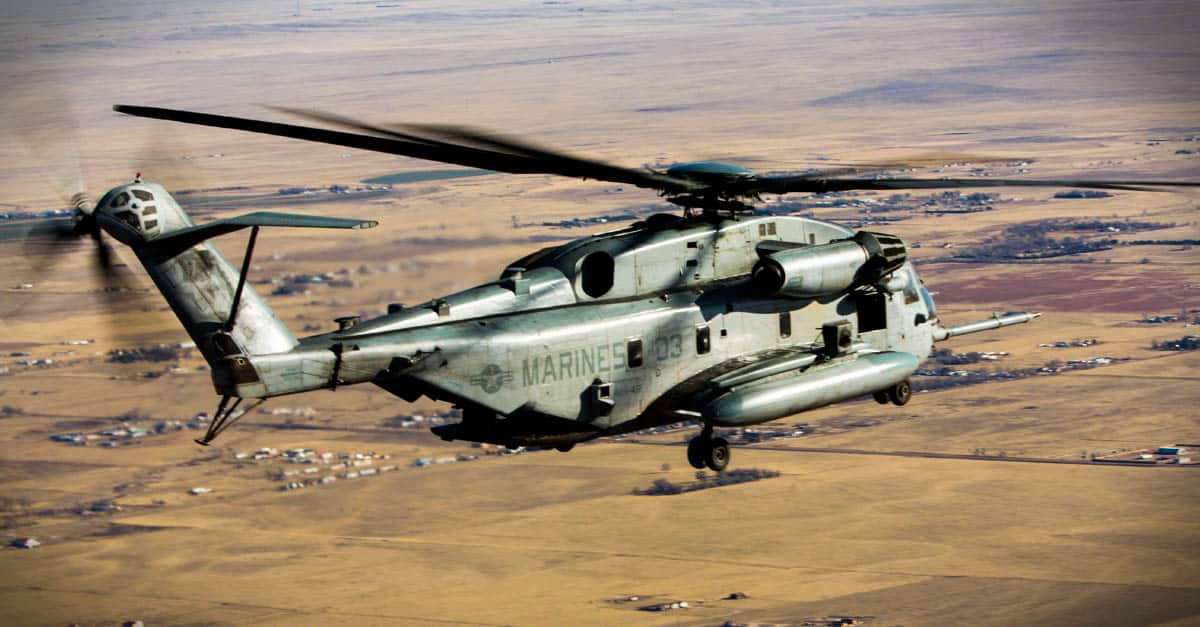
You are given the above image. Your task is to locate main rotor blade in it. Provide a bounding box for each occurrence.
[397,122,671,186]
[741,176,1200,195]
[265,106,468,152]
[276,107,696,193]
[114,105,697,194]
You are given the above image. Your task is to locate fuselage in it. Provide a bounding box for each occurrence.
[245,213,939,446]
[92,179,977,453]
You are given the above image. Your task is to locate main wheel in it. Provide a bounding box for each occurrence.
[705,437,730,472]
[888,379,912,406]
[555,442,575,453]
[686,437,707,469]
[872,391,889,405]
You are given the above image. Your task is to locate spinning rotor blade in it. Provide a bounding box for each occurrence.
[6,88,100,287]
[4,217,77,241]
[275,106,696,192]
[86,218,120,279]
[739,176,1200,196]
[806,152,1024,171]
[2,86,161,342]
[4,212,144,342]
[114,105,698,194]
[13,213,132,290]
[113,104,1199,213]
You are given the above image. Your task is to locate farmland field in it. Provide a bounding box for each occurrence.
[1,1,1198,625]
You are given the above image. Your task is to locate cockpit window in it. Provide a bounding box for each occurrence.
[920,285,937,318]
[109,192,130,208]
[902,267,920,304]
[131,190,155,202]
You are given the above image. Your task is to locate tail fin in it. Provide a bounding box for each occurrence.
[93,180,375,394]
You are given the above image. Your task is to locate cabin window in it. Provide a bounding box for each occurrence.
[143,219,158,230]
[857,292,887,332]
[627,338,644,368]
[579,251,614,298]
[141,205,157,215]
[808,233,816,245]
[132,190,155,202]
[696,325,711,355]
[778,312,792,338]
[109,192,129,208]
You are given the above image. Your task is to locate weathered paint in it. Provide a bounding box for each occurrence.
[106,182,1035,449]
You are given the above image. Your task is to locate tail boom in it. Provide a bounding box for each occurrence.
[93,180,376,397]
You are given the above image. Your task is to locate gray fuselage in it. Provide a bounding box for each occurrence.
[232,213,938,446]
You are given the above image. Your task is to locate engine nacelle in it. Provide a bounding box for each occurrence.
[751,231,907,298]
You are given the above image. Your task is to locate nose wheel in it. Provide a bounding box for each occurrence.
[686,424,730,471]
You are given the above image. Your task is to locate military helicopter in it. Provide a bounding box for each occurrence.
[34,103,1198,471]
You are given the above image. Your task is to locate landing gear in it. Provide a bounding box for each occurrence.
[687,438,706,469]
[871,379,912,407]
[686,424,730,471]
[887,379,912,406]
[555,442,575,453]
[194,395,264,446]
[706,438,730,471]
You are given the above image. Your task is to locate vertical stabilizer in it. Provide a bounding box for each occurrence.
[91,180,375,395]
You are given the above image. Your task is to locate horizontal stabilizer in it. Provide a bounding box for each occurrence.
[145,211,377,253]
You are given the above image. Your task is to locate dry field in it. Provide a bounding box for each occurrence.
[1,1,1198,625]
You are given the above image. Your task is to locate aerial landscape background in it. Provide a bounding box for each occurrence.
[1,1,1198,625]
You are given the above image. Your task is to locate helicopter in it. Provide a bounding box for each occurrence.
[29,103,1198,471]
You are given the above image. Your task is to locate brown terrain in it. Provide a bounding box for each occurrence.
[1,1,1198,625]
